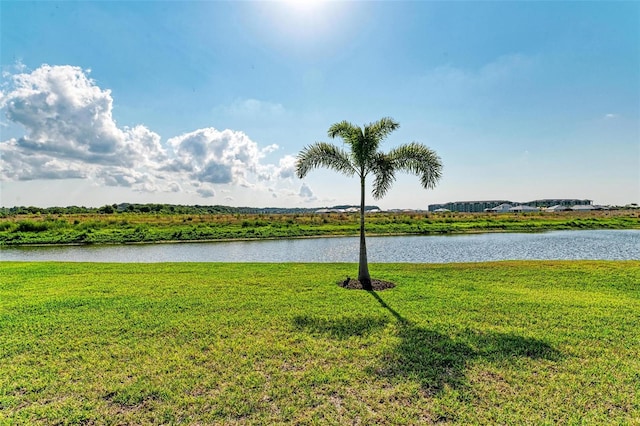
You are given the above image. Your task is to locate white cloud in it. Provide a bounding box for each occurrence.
[0,64,167,192]
[245,153,298,184]
[276,154,297,179]
[0,138,89,180]
[0,65,164,168]
[299,182,316,202]
[197,187,216,198]
[431,54,534,87]
[95,166,156,190]
[165,127,271,186]
[420,53,536,103]
[604,113,618,119]
[222,98,285,118]
[0,64,308,203]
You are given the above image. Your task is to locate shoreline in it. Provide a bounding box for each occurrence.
[2,227,639,249]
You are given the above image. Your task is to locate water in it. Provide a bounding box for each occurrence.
[1,230,638,263]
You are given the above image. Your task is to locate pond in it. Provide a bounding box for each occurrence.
[1,229,638,263]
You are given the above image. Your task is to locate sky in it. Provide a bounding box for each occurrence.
[1,1,638,209]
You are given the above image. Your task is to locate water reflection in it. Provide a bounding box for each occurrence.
[1,230,638,263]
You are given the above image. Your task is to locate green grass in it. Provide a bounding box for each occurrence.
[1,261,639,424]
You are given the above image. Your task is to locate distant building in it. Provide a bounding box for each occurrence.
[486,203,513,213]
[428,200,512,213]
[509,205,540,212]
[314,208,345,213]
[526,199,592,208]
[545,205,571,212]
[571,205,595,211]
[428,199,592,213]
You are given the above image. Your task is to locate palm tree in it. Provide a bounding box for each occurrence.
[296,117,442,290]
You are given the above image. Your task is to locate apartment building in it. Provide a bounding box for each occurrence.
[428,199,592,213]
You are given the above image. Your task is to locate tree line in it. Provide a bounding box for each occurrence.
[0,203,378,217]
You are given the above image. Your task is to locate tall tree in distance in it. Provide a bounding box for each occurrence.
[296,117,443,290]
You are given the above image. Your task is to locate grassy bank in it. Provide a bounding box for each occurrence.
[1,261,639,424]
[1,210,638,245]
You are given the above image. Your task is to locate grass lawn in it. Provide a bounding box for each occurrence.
[1,261,639,424]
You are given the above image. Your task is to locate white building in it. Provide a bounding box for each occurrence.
[486,203,513,213]
[509,205,540,212]
[545,205,571,212]
[571,205,595,211]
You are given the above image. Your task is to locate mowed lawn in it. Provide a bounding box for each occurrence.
[1,261,639,425]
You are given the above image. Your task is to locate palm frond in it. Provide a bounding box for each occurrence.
[327,121,359,142]
[388,142,443,189]
[295,142,357,179]
[365,117,400,144]
[328,120,367,169]
[359,117,399,169]
[369,152,396,199]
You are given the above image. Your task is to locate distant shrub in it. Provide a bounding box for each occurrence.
[16,220,50,233]
[77,221,105,231]
[0,222,14,231]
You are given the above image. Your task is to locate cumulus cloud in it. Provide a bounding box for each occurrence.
[276,154,298,179]
[299,183,316,202]
[165,127,276,186]
[1,65,164,168]
[168,182,182,192]
[94,166,157,189]
[0,64,305,201]
[1,138,89,180]
[0,64,167,192]
[244,153,298,184]
[197,187,216,198]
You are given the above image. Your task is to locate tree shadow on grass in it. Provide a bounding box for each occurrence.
[292,315,390,340]
[293,291,561,397]
[366,290,562,395]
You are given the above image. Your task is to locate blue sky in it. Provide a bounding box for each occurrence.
[1,1,638,208]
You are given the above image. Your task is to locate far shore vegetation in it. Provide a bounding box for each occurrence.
[2,261,639,424]
[0,207,638,246]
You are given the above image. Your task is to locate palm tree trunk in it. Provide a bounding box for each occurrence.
[358,174,372,290]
